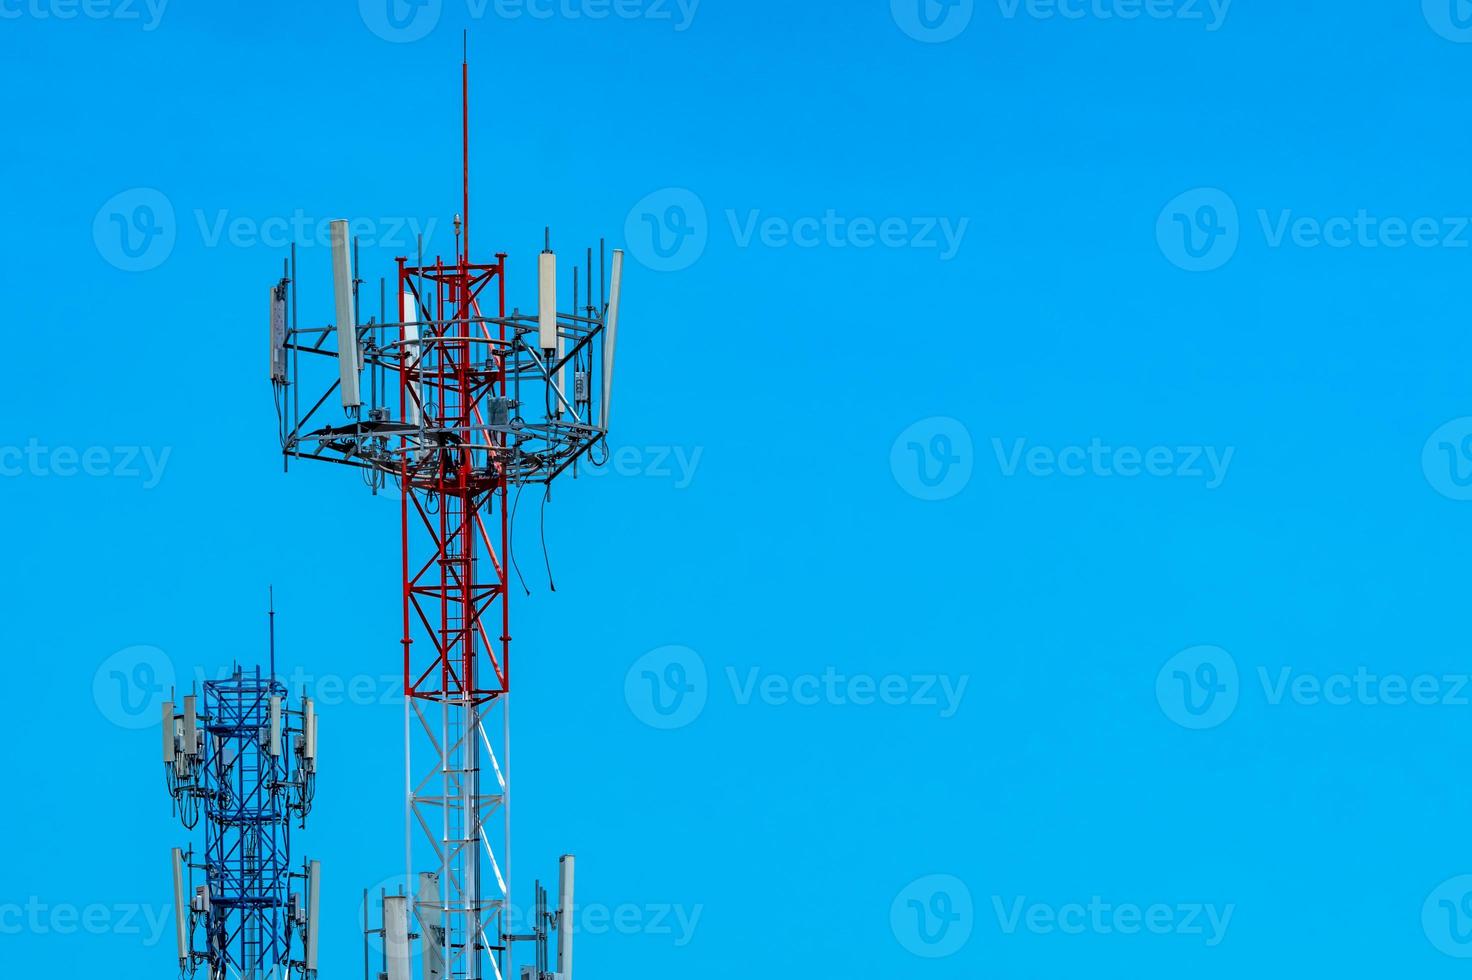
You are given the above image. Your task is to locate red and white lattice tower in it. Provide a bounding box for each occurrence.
[268,51,623,980]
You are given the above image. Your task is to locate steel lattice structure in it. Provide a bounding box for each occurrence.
[270,52,622,980]
[165,660,319,980]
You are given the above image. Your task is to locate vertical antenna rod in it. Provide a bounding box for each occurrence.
[462,32,470,262]
[268,585,276,681]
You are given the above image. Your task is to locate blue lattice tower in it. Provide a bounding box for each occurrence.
[165,658,321,980]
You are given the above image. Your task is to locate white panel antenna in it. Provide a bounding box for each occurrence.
[384,895,411,980]
[171,848,188,966]
[268,696,282,757]
[330,219,362,410]
[302,697,317,769]
[182,696,198,758]
[270,284,289,383]
[600,249,623,430]
[418,872,446,980]
[403,290,423,427]
[162,701,175,764]
[558,855,575,980]
[304,860,322,973]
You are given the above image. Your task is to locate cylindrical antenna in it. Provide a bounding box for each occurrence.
[539,242,558,351]
[303,697,317,767]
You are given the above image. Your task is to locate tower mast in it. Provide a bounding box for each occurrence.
[269,46,627,980]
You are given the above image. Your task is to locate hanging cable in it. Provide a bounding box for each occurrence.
[540,484,556,593]
[508,480,532,596]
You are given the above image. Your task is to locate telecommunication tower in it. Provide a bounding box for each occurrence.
[162,603,322,980]
[268,48,624,980]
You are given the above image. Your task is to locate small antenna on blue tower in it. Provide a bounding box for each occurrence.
[268,586,276,681]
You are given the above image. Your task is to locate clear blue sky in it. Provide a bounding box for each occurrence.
[7,0,1472,976]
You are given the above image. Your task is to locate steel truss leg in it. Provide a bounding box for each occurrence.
[409,694,508,980]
